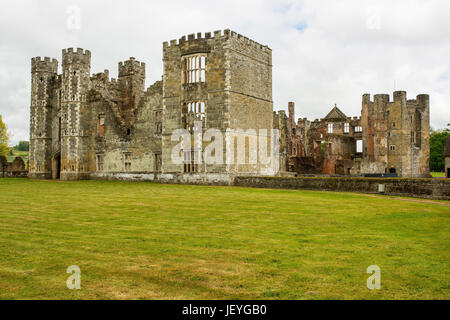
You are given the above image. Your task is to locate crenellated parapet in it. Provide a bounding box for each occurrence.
[31,57,58,73]
[118,57,145,77]
[163,29,271,54]
[62,48,91,66]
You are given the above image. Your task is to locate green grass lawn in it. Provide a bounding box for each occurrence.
[431,172,446,178]
[0,178,448,300]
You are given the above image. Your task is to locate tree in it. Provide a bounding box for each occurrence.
[14,141,29,152]
[430,129,449,172]
[0,115,10,157]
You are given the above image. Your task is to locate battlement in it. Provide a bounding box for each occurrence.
[62,47,91,66]
[163,29,271,53]
[274,110,287,121]
[31,57,58,73]
[363,91,429,107]
[118,57,145,77]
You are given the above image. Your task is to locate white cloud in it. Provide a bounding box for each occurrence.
[0,0,449,144]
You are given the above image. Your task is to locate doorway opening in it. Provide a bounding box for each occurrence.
[53,153,61,180]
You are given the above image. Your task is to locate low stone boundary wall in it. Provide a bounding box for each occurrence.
[233,176,450,200]
[1,171,28,178]
[90,172,234,186]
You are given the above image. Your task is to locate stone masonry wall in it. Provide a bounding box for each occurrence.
[234,176,450,200]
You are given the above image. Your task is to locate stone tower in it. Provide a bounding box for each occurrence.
[161,30,273,176]
[60,48,91,180]
[361,91,430,177]
[29,56,58,179]
[118,57,146,131]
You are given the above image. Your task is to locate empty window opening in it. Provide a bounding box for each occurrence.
[184,54,207,84]
[415,110,422,148]
[328,123,333,133]
[184,101,206,132]
[154,110,162,135]
[124,153,132,172]
[96,154,104,171]
[390,145,396,151]
[344,123,350,134]
[356,140,363,153]
[184,150,200,173]
[389,168,396,174]
[98,115,105,137]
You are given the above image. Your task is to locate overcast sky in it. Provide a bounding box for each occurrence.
[0,0,449,145]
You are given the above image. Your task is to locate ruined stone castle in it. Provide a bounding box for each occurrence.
[276,91,430,178]
[29,29,430,182]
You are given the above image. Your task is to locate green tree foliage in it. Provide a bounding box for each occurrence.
[14,141,29,152]
[0,115,10,157]
[430,129,449,172]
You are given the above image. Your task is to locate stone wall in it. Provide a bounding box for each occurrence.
[234,176,450,200]
[361,92,430,177]
[0,156,28,178]
[275,91,430,178]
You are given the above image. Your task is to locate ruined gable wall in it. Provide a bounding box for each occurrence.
[273,110,289,172]
[86,79,162,175]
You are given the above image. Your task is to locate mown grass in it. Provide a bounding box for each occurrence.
[431,172,446,178]
[0,178,448,300]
